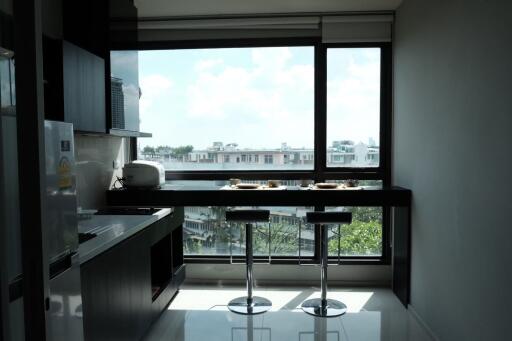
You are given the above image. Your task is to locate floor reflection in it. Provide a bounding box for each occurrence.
[143,287,432,341]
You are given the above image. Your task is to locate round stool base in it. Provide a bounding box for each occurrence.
[228,296,272,315]
[301,298,347,318]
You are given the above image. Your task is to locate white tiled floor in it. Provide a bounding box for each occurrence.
[143,285,433,341]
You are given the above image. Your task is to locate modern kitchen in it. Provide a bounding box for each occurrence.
[1,1,511,341]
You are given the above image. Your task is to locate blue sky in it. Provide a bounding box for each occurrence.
[136,46,380,150]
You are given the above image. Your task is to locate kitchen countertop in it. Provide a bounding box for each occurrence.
[78,208,172,264]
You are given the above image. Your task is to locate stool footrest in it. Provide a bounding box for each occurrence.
[301,298,347,317]
[228,296,272,315]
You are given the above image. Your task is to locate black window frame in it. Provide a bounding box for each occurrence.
[124,37,393,265]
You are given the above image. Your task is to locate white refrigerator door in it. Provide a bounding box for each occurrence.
[44,120,84,340]
[44,120,79,261]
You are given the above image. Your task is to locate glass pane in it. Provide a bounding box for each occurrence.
[138,46,314,170]
[325,207,383,257]
[325,179,383,188]
[327,48,381,168]
[183,206,313,257]
[110,50,140,131]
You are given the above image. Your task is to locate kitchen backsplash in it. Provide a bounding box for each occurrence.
[74,134,130,209]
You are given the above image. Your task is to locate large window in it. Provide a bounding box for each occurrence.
[137,46,315,171]
[175,180,385,260]
[183,205,382,259]
[183,205,315,258]
[129,41,391,263]
[325,207,383,257]
[327,48,381,168]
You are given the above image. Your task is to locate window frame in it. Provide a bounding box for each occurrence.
[132,39,391,182]
[126,37,392,264]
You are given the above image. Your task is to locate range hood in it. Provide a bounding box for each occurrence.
[108,129,152,138]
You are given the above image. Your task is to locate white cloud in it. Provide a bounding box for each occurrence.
[139,47,381,149]
[139,74,173,112]
[252,47,292,71]
[194,58,223,72]
[185,47,315,147]
[327,53,381,145]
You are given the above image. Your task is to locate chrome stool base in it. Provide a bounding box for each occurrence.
[301,298,347,318]
[228,296,272,315]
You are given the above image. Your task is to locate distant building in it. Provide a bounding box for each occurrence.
[140,140,379,167]
[111,77,125,129]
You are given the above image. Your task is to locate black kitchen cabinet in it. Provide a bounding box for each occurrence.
[109,0,138,49]
[43,39,107,133]
[43,0,140,133]
[81,227,151,341]
[80,209,185,341]
[62,41,106,133]
[43,36,64,121]
[63,0,109,58]
[0,9,14,51]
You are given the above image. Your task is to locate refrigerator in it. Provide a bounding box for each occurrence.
[1,45,25,340]
[43,120,84,340]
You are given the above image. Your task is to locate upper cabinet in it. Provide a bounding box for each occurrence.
[63,41,106,133]
[43,39,107,133]
[42,0,145,135]
[62,0,109,58]
[109,1,146,135]
[109,0,138,49]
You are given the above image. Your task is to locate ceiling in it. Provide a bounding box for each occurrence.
[135,0,404,19]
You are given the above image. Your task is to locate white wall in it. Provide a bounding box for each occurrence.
[75,134,130,209]
[393,0,512,340]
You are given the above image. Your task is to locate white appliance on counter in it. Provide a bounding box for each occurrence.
[123,160,165,189]
[44,120,84,341]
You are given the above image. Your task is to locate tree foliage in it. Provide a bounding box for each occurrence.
[328,220,382,256]
[142,145,194,160]
[142,146,155,156]
[185,206,383,257]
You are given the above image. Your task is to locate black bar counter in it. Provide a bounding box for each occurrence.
[106,185,411,207]
[106,185,412,307]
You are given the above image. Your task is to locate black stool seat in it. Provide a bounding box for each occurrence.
[225,209,271,315]
[225,209,270,223]
[306,211,352,224]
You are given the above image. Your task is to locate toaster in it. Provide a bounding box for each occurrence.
[122,161,165,189]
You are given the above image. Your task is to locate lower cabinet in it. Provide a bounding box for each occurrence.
[81,210,185,341]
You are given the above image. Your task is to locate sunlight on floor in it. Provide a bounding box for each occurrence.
[301,291,374,313]
[168,288,374,313]
[144,286,432,341]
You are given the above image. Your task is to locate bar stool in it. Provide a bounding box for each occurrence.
[225,209,272,315]
[301,211,352,318]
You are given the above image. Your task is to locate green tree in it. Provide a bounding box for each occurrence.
[186,239,201,253]
[350,206,382,223]
[142,146,155,156]
[155,145,172,154]
[253,222,298,256]
[328,219,382,256]
[209,206,230,254]
[172,145,194,161]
